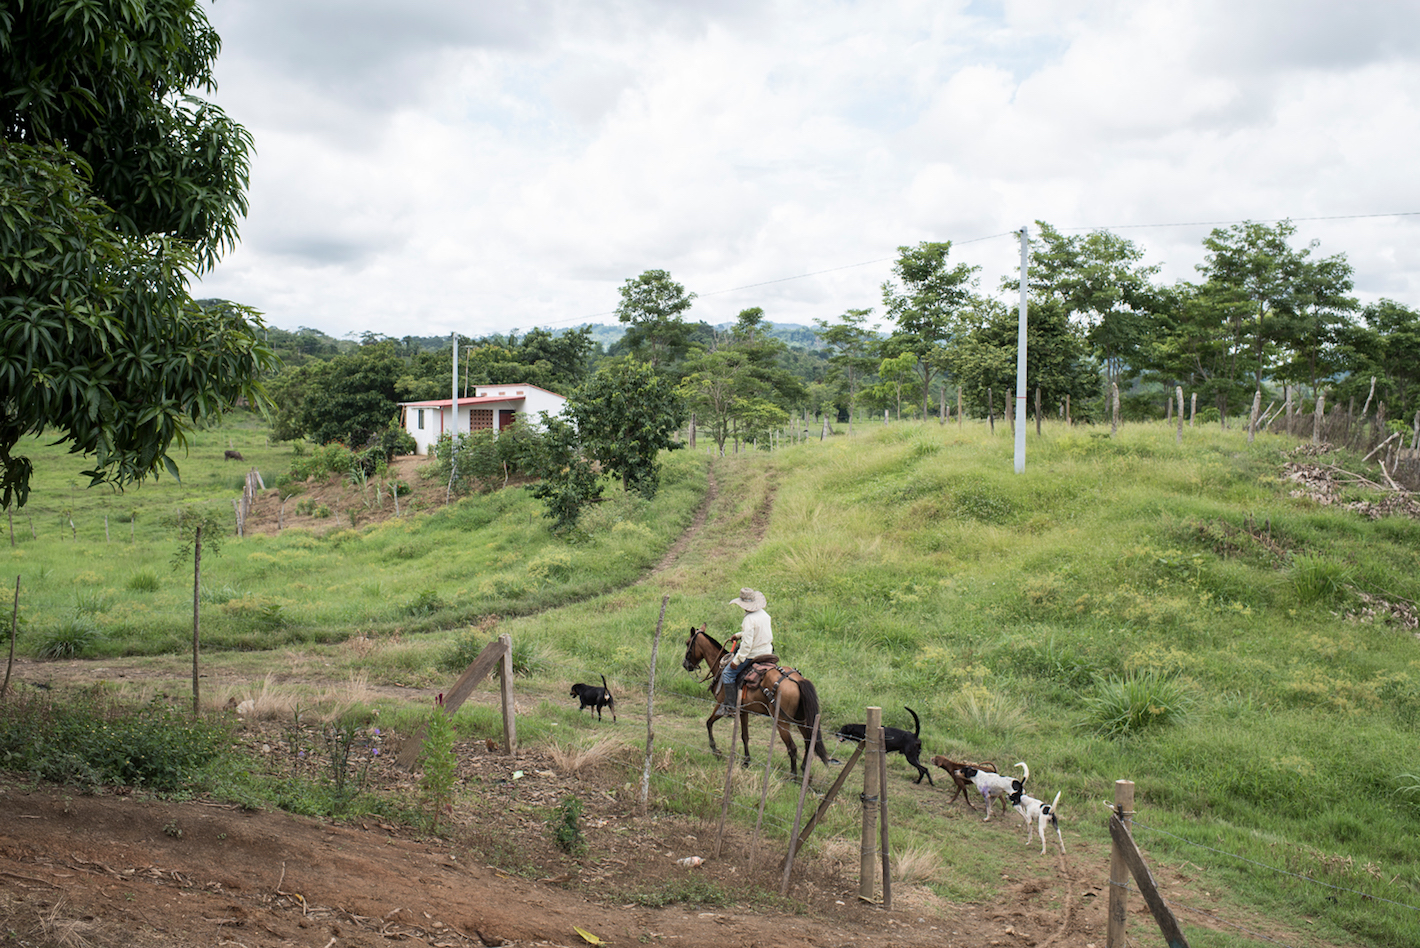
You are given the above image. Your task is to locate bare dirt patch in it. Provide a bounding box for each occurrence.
[0,698,1147,948]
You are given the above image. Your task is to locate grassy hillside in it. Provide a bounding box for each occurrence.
[6,414,1419,947]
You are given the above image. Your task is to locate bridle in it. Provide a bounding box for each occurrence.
[684,627,724,684]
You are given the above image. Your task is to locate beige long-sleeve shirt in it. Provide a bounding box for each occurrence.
[730,609,773,667]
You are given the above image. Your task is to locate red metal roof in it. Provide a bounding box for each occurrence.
[397,394,526,408]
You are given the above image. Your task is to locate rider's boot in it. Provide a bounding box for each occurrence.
[718,687,738,717]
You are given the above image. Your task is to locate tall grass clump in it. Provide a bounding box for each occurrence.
[1290,554,1355,605]
[36,616,101,659]
[126,569,161,593]
[1082,671,1195,738]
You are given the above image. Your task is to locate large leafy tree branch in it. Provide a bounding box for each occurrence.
[1,1,270,509]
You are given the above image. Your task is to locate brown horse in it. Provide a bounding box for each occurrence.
[681,624,830,776]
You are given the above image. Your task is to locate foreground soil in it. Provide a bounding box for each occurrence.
[0,690,1137,948]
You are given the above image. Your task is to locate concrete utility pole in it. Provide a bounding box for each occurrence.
[450,332,460,438]
[1014,226,1029,474]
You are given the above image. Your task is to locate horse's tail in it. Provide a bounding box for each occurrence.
[794,677,831,764]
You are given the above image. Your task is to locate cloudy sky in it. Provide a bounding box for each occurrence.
[193,0,1420,341]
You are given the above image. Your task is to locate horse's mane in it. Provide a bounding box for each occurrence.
[697,627,726,653]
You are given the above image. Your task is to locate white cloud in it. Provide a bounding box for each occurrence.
[194,0,1420,339]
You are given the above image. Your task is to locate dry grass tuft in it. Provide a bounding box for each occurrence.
[949,687,1035,736]
[220,672,380,723]
[549,735,627,773]
[891,844,944,884]
[37,896,97,948]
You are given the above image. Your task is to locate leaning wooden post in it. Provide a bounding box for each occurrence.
[858,706,882,903]
[878,725,892,911]
[191,525,202,717]
[2,575,18,699]
[639,594,669,814]
[750,688,783,869]
[714,689,742,859]
[780,712,821,895]
[1107,779,1135,948]
[498,632,516,755]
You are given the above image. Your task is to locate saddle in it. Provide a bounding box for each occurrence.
[718,654,787,697]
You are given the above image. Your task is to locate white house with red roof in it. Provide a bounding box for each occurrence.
[398,384,568,455]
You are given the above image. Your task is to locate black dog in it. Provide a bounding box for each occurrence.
[834,706,932,785]
[570,674,617,722]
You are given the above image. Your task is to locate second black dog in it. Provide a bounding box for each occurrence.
[834,706,932,784]
[570,674,617,722]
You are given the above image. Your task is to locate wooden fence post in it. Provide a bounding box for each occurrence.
[498,633,516,754]
[750,688,782,869]
[780,713,821,895]
[1108,779,1189,948]
[1111,383,1120,436]
[640,594,669,814]
[191,526,202,717]
[1247,389,1262,443]
[1312,391,1327,445]
[714,688,743,859]
[878,725,892,911]
[397,636,513,769]
[2,576,18,699]
[859,706,882,903]
[1107,779,1134,948]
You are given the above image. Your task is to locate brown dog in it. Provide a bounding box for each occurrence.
[931,756,1000,811]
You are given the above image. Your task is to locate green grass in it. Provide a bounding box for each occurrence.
[6,414,1420,946]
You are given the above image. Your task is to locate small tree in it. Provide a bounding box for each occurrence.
[568,360,685,498]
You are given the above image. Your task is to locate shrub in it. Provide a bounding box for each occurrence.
[553,794,585,854]
[289,443,355,482]
[419,698,457,831]
[1082,671,1194,738]
[0,692,228,791]
[406,588,445,617]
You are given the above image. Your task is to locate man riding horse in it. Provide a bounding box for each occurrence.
[720,587,774,714]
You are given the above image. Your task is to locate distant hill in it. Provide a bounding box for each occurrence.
[572,321,824,351]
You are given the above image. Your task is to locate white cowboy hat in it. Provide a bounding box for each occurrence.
[728,587,767,612]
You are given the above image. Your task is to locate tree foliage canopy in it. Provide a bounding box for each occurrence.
[568,359,684,498]
[1,0,270,509]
